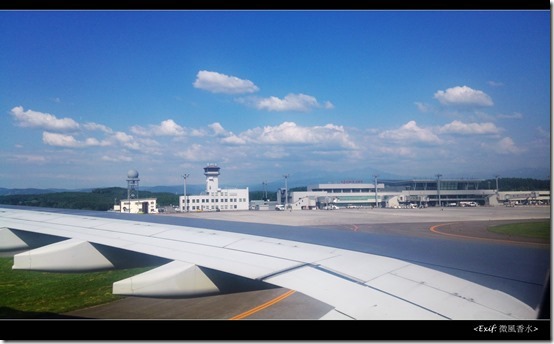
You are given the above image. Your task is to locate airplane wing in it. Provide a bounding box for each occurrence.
[0,206,538,320]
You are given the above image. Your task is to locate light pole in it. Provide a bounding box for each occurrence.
[182,173,190,212]
[373,175,379,208]
[495,175,500,193]
[283,174,289,208]
[436,174,442,207]
[262,181,268,201]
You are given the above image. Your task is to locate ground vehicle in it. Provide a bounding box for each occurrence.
[323,205,339,210]
[275,204,285,211]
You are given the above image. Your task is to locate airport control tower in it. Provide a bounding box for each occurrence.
[204,163,220,193]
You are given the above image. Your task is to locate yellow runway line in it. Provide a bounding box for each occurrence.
[229,289,296,320]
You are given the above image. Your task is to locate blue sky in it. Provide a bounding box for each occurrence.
[0,10,550,189]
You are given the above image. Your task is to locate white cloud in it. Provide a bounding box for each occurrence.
[323,101,334,109]
[10,154,47,163]
[439,120,500,135]
[131,119,185,137]
[175,143,217,161]
[101,155,132,162]
[415,102,431,112]
[11,106,80,131]
[487,80,504,87]
[84,137,111,146]
[246,93,329,112]
[42,132,81,147]
[111,131,140,150]
[190,128,208,137]
[42,132,111,148]
[379,120,441,144]
[434,86,493,107]
[83,122,113,133]
[232,121,356,148]
[209,122,227,136]
[193,70,259,94]
[377,146,413,157]
[221,134,246,144]
[483,137,525,154]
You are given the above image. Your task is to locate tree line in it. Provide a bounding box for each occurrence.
[0,187,180,211]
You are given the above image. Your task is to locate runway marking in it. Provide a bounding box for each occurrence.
[429,223,550,246]
[228,289,296,320]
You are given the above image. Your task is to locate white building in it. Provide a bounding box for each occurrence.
[179,164,249,212]
[114,198,158,214]
[278,182,385,210]
[279,178,549,210]
[113,169,158,214]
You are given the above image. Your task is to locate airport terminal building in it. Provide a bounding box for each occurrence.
[179,164,249,212]
[277,178,550,210]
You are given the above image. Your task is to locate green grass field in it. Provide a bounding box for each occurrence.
[0,257,152,318]
[488,220,551,240]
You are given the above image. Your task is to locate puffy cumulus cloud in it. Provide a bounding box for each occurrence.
[189,128,208,137]
[231,122,357,148]
[209,122,227,136]
[439,120,500,135]
[484,137,525,154]
[10,106,80,131]
[378,120,441,144]
[434,86,493,107]
[246,93,331,112]
[42,132,81,147]
[156,119,185,136]
[131,119,185,137]
[41,127,162,154]
[221,134,246,144]
[110,131,140,150]
[42,132,111,148]
[193,70,259,94]
[83,137,111,147]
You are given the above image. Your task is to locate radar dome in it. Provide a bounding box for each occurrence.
[127,169,139,179]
